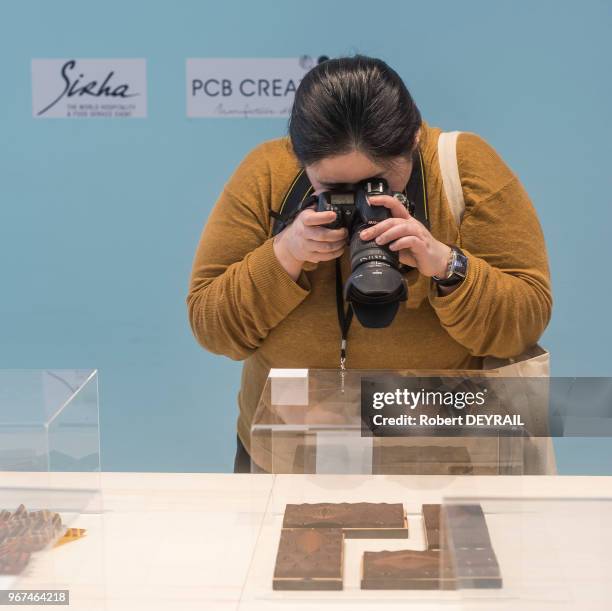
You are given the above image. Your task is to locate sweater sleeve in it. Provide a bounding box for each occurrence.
[429,132,552,358]
[186,142,311,360]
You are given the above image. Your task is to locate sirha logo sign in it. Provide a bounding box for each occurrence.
[32,59,147,118]
[186,56,328,118]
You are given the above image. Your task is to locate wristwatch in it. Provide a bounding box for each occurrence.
[432,246,468,287]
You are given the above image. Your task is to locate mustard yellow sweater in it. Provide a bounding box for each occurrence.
[186,121,552,453]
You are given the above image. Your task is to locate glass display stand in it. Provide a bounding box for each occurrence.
[0,369,102,599]
[240,475,464,605]
[251,368,532,475]
[240,476,612,608]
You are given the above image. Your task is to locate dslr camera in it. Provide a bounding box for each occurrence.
[316,178,410,328]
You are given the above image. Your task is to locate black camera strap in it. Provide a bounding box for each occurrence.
[335,258,353,370]
[270,170,315,236]
[271,148,428,370]
[405,148,429,229]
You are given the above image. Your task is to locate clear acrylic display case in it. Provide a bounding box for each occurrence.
[251,368,533,475]
[0,369,102,593]
[239,476,612,609]
[240,475,463,605]
[0,369,100,473]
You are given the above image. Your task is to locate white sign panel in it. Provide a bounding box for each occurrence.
[32,58,147,118]
[186,57,317,118]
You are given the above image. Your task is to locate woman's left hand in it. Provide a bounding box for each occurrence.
[359,194,452,277]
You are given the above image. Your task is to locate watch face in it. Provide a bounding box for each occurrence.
[433,248,468,286]
[453,251,468,278]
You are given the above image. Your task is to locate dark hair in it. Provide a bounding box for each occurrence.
[289,55,422,167]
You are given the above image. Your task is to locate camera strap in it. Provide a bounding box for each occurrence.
[335,258,353,370]
[405,148,429,229]
[270,170,315,237]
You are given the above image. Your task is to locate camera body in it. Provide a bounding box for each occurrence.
[314,178,408,328]
[315,178,391,231]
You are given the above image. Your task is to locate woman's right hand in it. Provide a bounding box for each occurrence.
[273,207,348,281]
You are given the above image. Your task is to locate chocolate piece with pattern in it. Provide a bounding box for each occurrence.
[283,502,408,538]
[273,528,343,590]
[361,549,455,590]
[423,504,441,550]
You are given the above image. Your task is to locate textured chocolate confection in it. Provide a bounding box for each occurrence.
[361,549,455,590]
[273,528,343,590]
[0,505,64,575]
[17,532,52,552]
[13,504,27,519]
[283,503,408,538]
[440,504,502,589]
[28,510,55,522]
[0,551,30,575]
[453,546,502,588]
[372,445,473,475]
[442,504,493,549]
[0,538,21,557]
[423,504,441,550]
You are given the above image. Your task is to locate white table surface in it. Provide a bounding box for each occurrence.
[3,473,612,610]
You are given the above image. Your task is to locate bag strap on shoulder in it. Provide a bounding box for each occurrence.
[438,130,551,374]
[437,131,465,228]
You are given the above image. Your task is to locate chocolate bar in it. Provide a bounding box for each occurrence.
[373,445,473,475]
[273,528,343,590]
[453,547,502,589]
[283,503,408,538]
[441,504,493,549]
[361,549,455,590]
[440,504,502,588]
[422,504,441,550]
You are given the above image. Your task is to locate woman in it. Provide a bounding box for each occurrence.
[186,55,552,473]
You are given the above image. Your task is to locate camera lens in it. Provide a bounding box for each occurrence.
[344,226,407,328]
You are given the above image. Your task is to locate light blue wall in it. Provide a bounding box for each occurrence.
[1,0,610,472]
